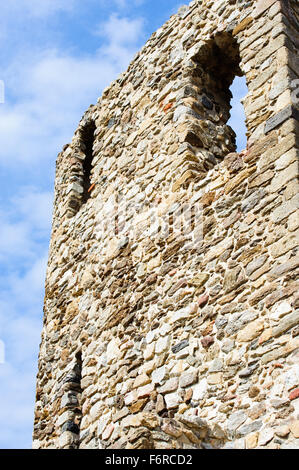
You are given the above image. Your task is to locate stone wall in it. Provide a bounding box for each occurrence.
[33,0,299,449]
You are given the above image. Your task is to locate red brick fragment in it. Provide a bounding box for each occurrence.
[163,102,173,113]
[201,335,214,349]
[222,393,237,402]
[198,294,209,308]
[289,388,299,401]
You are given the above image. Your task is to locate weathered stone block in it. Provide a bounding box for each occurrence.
[265,106,299,134]
[179,371,198,388]
[272,310,299,337]
[268,257,299,280]
[253,0,278,18]
[158,378,179,395]
[271,194,299,223]
[164,392,181,409]
[269,233,298,258]
[261,338,299,364]
[237,319,264,342]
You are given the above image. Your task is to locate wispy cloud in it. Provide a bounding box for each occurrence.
[0,12,146,169]
[102,0,145,8]
[0,188,52,261]
[96,14,145,46]
[0,7,147,449]
[0,0,78,18]
[0,188,50,447]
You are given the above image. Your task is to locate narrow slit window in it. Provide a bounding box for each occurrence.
[190,31,248,161]
[228,76,247,152]
[81,121,96,204]
[59,351,83,448]
[74,351,83,448]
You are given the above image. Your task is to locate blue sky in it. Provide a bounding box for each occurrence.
[0,0,247,449]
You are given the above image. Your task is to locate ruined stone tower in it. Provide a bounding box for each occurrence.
[34,0,299,449]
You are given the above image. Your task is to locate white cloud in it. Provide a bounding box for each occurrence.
[0,10,147,448]
[0,52,114,167]
[0,188,52,262]
[0,246,46,448]
[96,14,145,45]
[0,219,31,260]
[8,254,48,307]
[0,363,38,448]
[1,0,77,18]
[11,189,53,232]
[104,0,145,8]
[0,0,145,24]
[0,13,145,169]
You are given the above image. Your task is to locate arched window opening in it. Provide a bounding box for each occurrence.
[228,75,247,152]
[190,32,247,158]
[66,120,96,218]
[80,120,96,204]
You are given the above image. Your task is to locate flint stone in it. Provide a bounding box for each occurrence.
[265,105,299,133]
[152,366,167,384]
[272,310,299,337]
[239,362,259,378]
[172,340,189,354]
[237,319,264,342]
[179,371,198,388]
[209,358,223,372]
[284,365,299,391]
[177,415,208,431]
[164,392,181,409]
[280,440,299,450]
[202,95,213,110]
[61,421,80,434]
[258,427,274,446]
[177,5,190,18]
[158,378,179,394]
[59,431,78,447]
[192,378,208,400]
[221,339,235,353]
[155,335,171,354]
[246,255,268,276]
[57,411,75,427]
[272,195,299,223]
[225,310,258,335]
[223,266,246,293]
[237,420,263,437]
[241,189,266,213]
[227,411,247,435]
[215,315,228,330]
[61,392,78,408]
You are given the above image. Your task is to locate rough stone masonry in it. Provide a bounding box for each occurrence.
[33,0,299,449]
